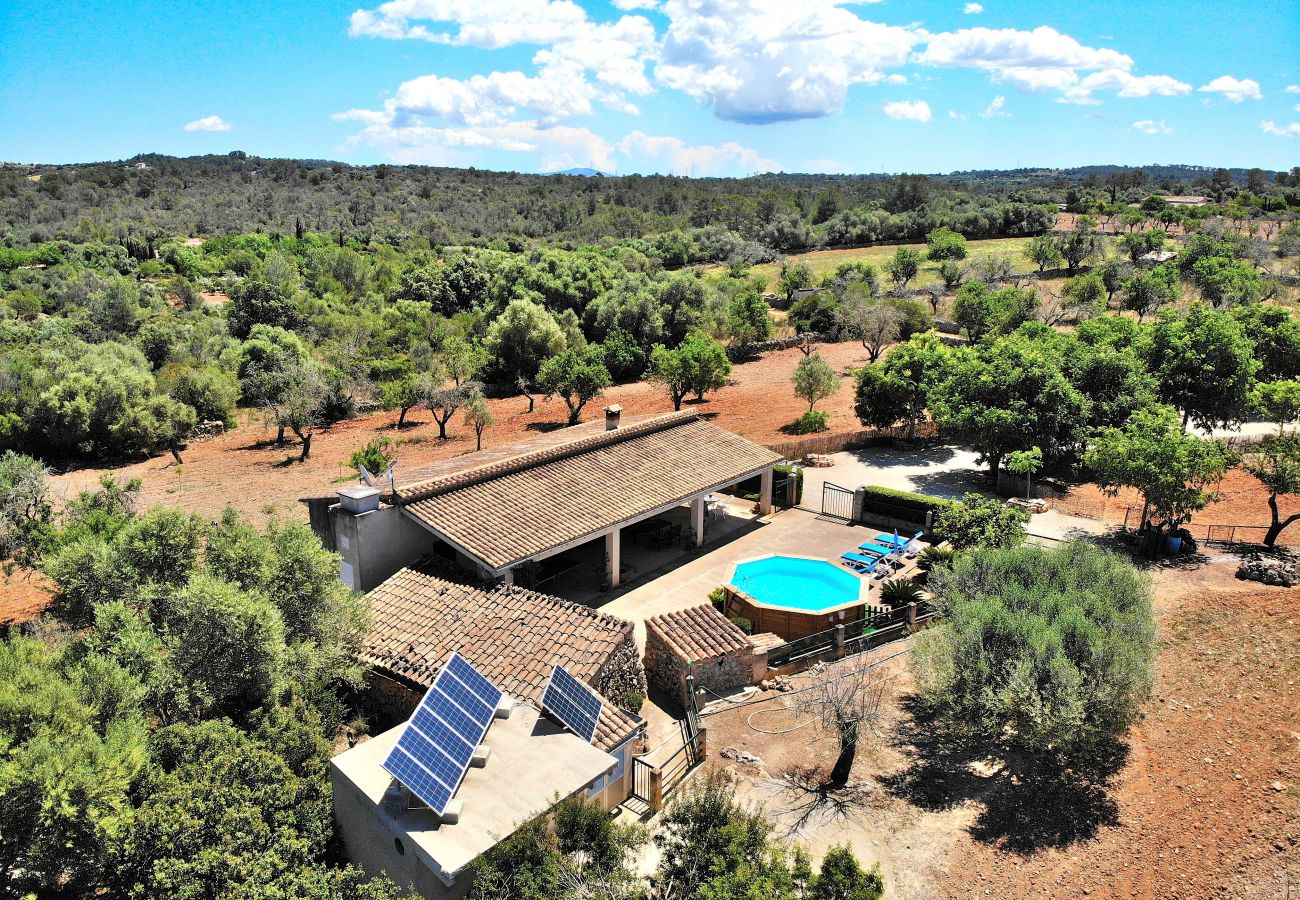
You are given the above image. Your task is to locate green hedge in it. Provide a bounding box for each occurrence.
[860,485,953,523]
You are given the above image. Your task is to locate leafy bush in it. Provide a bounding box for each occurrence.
[932,493,1029,551]
[916,545,957,573]
[730,615,753,634]
[879,578,923,608]
[913,541,1156,755]
[794,410,830,434]
[859,485,953,522]
[348,437,395,474]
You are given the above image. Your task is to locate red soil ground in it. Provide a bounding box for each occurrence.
[0,567,55,624]
[940,564,1300,899]
[1055,468,1300,547]
[47,341,875,524]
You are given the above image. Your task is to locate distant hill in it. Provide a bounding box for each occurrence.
[548,167,608,177]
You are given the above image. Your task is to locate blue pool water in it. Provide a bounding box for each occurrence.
[730,556,863,612]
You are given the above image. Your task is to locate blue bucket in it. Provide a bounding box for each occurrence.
[1164,535,1182,554]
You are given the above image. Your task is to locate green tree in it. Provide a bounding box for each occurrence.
[1240,435,1300,546]
[1024,234,1063,273]
[778,260,814,302]
[1253,380,1300,435]
[853,333,951,438]
[1006,447,1044,499]
[1086,405,1234,546]
[792,352,840,412]
[484,298,568,383]
[537,346,613,425]
[931,336,1090,478]
[925,226,968,262]
[913,541,1156,754]
[1121,265,1178,322]
[227,279,298,340]
[837,297,904,363]
[1144,304,1259,431]
[934,492,1029,550]
[885,246,922,288]
[1054,221,1102,274]
[726,289,773,354]
[0,450,52,562]
[1190,255,1262,308]
[810,845,885,900]
[1231,305,1300,380]
[462,387,495,451]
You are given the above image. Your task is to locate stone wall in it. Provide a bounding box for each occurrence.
[594,631,648,712]
[643,623,761,708]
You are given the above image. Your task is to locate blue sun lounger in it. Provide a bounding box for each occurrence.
[858,541,900,557]
[840,551,894,576]
[872,531,926,556]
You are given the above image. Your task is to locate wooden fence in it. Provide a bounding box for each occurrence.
[768,421,938,460]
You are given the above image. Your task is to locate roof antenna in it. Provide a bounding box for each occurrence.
[358,462,376,487]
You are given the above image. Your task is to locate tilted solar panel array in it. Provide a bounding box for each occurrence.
[382,652,504,815]
[541,664,603,744]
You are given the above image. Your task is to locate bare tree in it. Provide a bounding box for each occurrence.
[517,375,537,413]
[837,298,904,363]
[796,655,890,786]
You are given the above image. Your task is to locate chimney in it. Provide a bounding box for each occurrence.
[605,404,622,431]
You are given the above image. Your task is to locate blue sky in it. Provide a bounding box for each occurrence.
[2,0,1298,175]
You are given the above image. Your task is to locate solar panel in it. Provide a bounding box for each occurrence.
[541,664,603,743]
[382,652,503,815]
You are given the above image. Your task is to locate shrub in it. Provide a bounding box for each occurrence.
[916,545,957,573]
[348,437,395,474]
[730,615,753,634]
[708,586,727,610]
[878,578,923,608]
[932,493,1029,551]
[913,541,1157,755]
[859,485,953,523]
[794,410,830,434]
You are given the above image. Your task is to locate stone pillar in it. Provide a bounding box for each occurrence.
[907,601,917,630]
[691,496,706,546]
[758,468,774,516]
[833,623,846,659]
[606,528,622,588]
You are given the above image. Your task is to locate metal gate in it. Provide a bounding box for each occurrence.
[821,481,854,521]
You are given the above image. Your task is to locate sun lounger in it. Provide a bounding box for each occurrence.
[858,541,900,557]
[840,552,895,577]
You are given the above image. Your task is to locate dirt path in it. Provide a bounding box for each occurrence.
[48,342,874,523]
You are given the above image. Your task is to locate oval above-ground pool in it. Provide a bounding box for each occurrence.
[728,554,866,615]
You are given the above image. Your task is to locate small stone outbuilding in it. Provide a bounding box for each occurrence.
[644,604,768,708]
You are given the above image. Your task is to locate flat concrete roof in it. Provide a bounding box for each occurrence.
[331,703,616,882]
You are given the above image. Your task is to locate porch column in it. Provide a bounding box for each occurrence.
[501,568,514,587]
[605,528,622,588]
[691,496,706,547]
[758,467,774,516]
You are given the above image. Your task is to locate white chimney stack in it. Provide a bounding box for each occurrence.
[605,404,621,430]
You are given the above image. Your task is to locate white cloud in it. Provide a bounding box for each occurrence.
[1261,120,1300,137]
[183,115,231,132]
[980,95,1009,117]
[1198,75,1262,102]
[948,109,969,121]
[883,99,931,121]
[611,0,658,8]
[963,2,983,13]
[342,117,617,169]
[1059,69,1191,105]
[919,25,1131,73]
[616,131,780,174]
[654,0,921,123]
[1286,84,1300,94]
[349,0,589,47]
[1132,119,1172,135]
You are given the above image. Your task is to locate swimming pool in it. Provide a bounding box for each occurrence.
[728,555,865,614]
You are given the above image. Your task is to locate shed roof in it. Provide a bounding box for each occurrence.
[646,603,753,662]
[364,561,641,751]
[394,411,780,572]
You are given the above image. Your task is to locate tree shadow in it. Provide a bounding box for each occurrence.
[880,696,1128,854]
[525,421,567,433]
[763,765,888,838]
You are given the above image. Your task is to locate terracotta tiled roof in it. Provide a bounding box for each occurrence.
[364,561,642,751]
[395,412,781,572]
[646,604,753,662]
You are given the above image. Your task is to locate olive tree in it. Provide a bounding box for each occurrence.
[913,541,1156,755]
[792,352,840,412]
